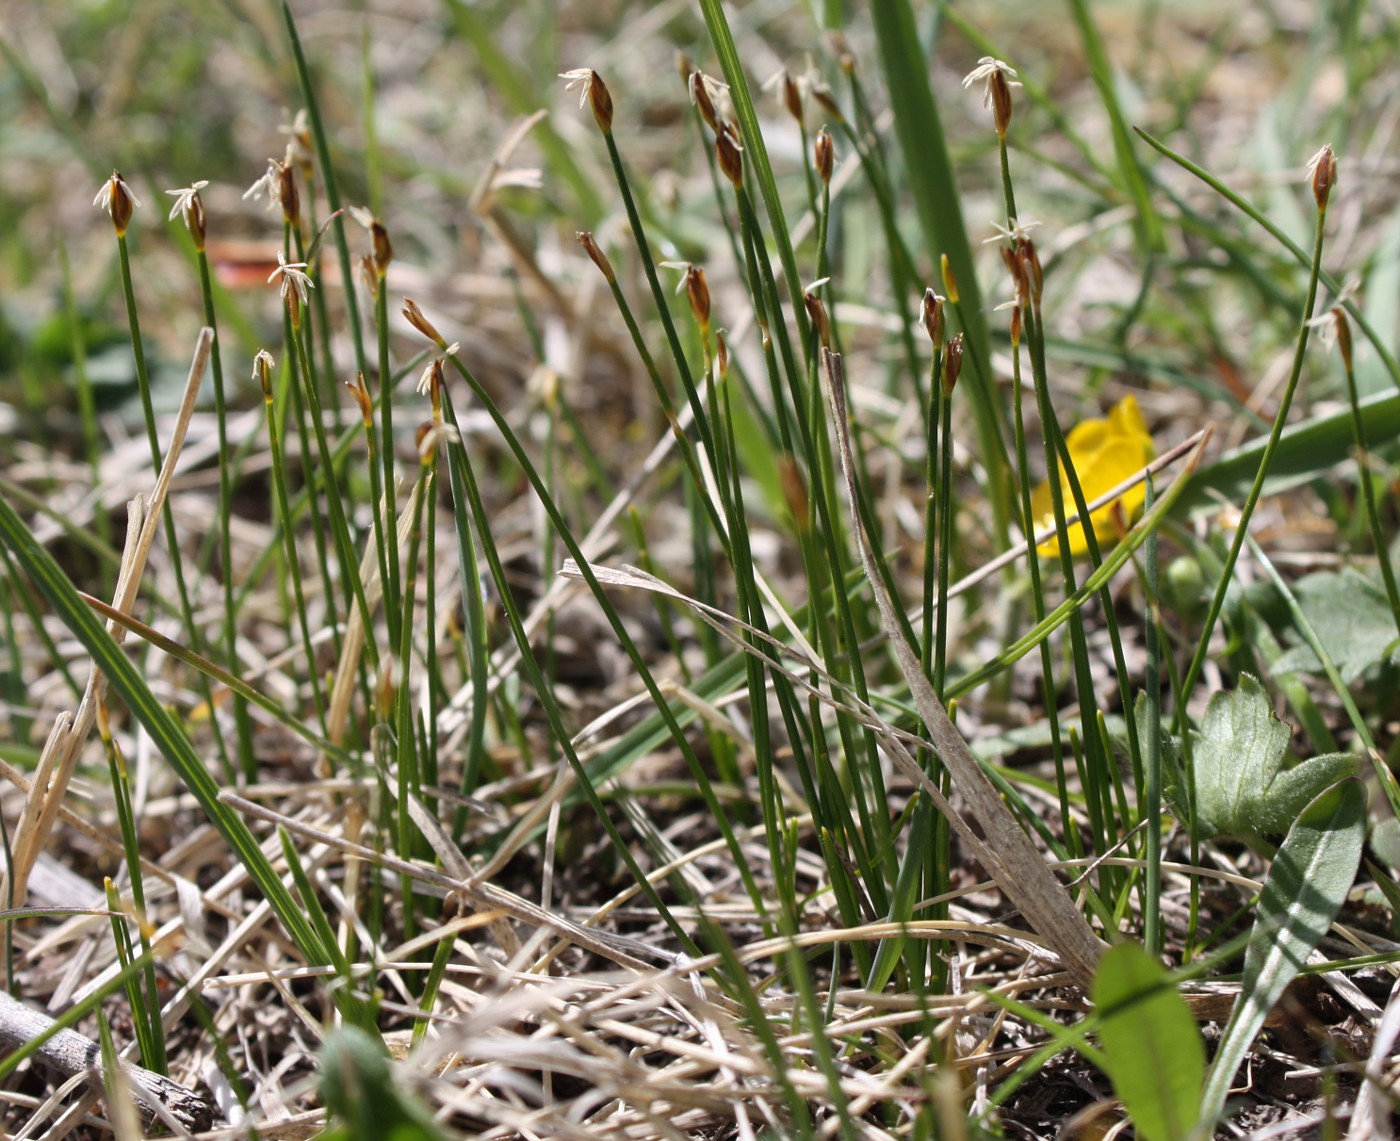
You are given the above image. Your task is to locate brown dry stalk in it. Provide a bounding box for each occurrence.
[819,345,1107,989]
[5,327,214,908]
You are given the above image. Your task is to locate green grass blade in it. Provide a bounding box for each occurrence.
[866,0,1009,535]
[1135,126,1400,390]
[1066,0,1163,254]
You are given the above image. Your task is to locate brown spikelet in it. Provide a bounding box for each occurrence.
[254,350,275,401]
[1018,240,1043,305]
[804,289,831,349]
[402,298,447,349]
[577,231,616,283]
[781,72,803,125]
[1333,308,1353,371]
[814,128,834,186]
[346,373,374,428]
[716,122,744,187]
[276,159,300,226]
[1308,145,1337,212]
[944,333,964,395]
[689,71,721,134]
[921,289,944,351]
[989,69,1014,138]
[94,171,140,236]
[371,221,392,274]
[684,265,711,330]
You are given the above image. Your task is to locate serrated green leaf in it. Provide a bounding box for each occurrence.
[320,1027,447,1141]
[1271,566,1400,683]
[1093,943,1204,1141]
[1197,778,1366,1134]
[1182,675,1359,845]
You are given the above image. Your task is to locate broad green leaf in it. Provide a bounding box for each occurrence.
[1172,389,1400,520]
[1093,943,1204,1141]
[1271,566,1400,683]
[1180,674,1359,846]
[1197,778,1366,1134]
[320,1027,447,1141]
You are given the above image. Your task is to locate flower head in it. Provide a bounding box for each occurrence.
[962,56,1021,137]
[345,372,373,426]
[984,217,1041,246]
[687,70,729,133]
[166,180,209,247]
[577,231,615,283]
[93,171,142,235]
[1305,278,1359,353]
[1306,144,1337,212]
[165,181,208,222]
[943,333,964,397]
[416,344,460,395]
[921,290,945,351]
[416,421,461,460]
[252,350,276,398]
[559,68,613,132]
[278,109,312,173]
[761,67,804,125]
[243,159,280,210]
[402,298,447,348]
[715,122,744,187]
[268,249,315,304]
[814,127,835,185]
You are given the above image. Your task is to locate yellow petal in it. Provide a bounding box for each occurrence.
[1109,393,1154,457]
[1030,395,1154,557]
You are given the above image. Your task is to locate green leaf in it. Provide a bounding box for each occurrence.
[1197,778,1366,1134]
[1172,389,1400,520]
[866,0,1009,536]
[320,1026,447,1141]
[1180,675,1359,846]
[1092,943,1204,1141]
[1270,566,1400,684]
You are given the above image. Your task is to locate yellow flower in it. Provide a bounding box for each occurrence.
[1031,394,1154,556]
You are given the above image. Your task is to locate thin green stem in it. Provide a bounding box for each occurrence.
[1179,204,1328,717]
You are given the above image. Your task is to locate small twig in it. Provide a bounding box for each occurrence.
[0,990,213,1133]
